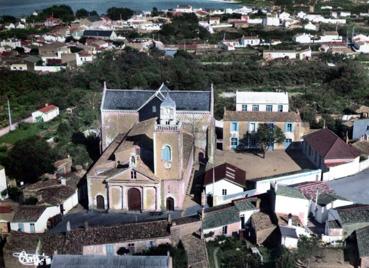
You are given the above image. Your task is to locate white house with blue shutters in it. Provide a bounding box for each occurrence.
[236,91,289,113]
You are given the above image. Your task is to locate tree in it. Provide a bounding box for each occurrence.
[276,247,297,268]
[297,235,320,266]
[257,124,286,158]
[4,136,56,183]
[106,7,134,20]
[76,9,89,18]
[37,5,75,22]
[151,7,159,17]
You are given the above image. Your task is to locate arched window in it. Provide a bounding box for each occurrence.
[96,195,105,210]
[161,145,171,161]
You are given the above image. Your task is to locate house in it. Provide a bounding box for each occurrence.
[4,220,172,267]
[294,33,312,44]
[236,91,289,112]
[88,84,214,212]
[83,30,118,40]
[278,214,310,249]
[302,128,361,170]
[274,185,310,226]
[0,166,7,197]
[209,16,221,25]
[203,163,246,206]
[304,22,318,31]
[318,31,342,43]
[38,42,70,61]
[326,204,369,240]
[354,226,369,268]
[238,36,260,47]
[51,255,173,268]
[250,212,277,245]
[223,110,306,150]
[23,178,78,215]
[296,181,352,224]
[202,198,258,240]
[352,119,369,141]
[263,14,280,27]
[10,205,60,233]
[175,5,193,13]
[0,38,21,49]
[263,50,297,60]
[32,104,60,123]
[10,63,28,71]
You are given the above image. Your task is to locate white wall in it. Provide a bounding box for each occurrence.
[0,168,7,194]
[255,169,321,194]
[34,66,65,72]
[275,195,310,226]
[11,206,60,233]
[236,103,288,112]
[322,157,360,181]
[205,179,244,198]
[63,190,78,213]
[281,236,298,249]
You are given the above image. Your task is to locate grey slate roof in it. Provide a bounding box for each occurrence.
[102,87,211,111]
[317,192,347,206]
[276,185,306,199]
[356,226,369,258]
[280,226,298,239]
[51,255,170,268]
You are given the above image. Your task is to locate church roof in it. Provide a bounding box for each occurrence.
[102,85,211,112]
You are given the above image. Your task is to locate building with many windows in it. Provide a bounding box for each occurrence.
[223,110,307,150]
[236,91,289,112]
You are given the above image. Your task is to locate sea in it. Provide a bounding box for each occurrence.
[0,0,241,17]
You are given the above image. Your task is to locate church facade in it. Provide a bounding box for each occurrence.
[87,84,214,211]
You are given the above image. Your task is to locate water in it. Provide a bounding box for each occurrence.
[0,0,241,17]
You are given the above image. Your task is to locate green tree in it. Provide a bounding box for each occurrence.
[37,5,75,22]
[4,136,56,183]
[151,7,160,17]
[297,235,320,266]
[106,7,134,20]
[276,247,296,268]
[75,9,89,18]
[257,124,286,158]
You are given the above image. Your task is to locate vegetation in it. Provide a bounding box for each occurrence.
[106,7,134,21]
[257,124,286,158]
[3,136,56,183]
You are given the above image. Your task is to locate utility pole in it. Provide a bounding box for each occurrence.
[7,98,14,131]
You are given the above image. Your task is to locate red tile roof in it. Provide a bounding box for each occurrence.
[204,163,246,187]
[295,181,332,200]
[304,128,360,160]
[38,104,58,114]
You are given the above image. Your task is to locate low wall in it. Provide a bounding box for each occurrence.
[322,158,360,181]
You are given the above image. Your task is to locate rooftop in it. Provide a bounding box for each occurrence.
[304,128,360,160]
[51,255,171,268]
[203,163,246,187]
[356,225,369,258]
[276,185,306,199]
[236,91,288,105]
[12,206,47,222]
[38,104,58,114]
[224,110,301,122]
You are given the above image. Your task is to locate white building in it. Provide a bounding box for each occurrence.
[0,39,21,49]
[238,36,260,47]
[32,104,60,123]
[353,35,369,53]
[0,166,7,198]
[263,15,280,27]
[203,163,246,206]
[175,5,193,13]
[263,50,297,60]
[236,91,289,112]
[10,206,60,233]
[304,22,318,31]
[294,33,312,44]
[318,31,342,43]
[274,185,310,226]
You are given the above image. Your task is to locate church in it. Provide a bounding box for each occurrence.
[87,83,214,211]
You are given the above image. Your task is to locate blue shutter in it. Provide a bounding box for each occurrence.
[106,244,114,255]
[162,146,171,161]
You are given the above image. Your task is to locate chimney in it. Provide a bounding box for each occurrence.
[66,221,71,232]
[60,177,66,186]
[201,190,206,206]
[288,213,292,227]
[45,103,48,107]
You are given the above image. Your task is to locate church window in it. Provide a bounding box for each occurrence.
[161,145,172,161]
[131,170,136,179]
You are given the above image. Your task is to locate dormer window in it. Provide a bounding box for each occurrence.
[131,170,136,179]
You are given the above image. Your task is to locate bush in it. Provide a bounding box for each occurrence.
[7,187,22,202]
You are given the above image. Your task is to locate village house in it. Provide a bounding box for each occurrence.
[202,198,258,240]
[294,33,313,44]
[250,211,278,245]
[302,128,361,172]
[203,163,246,206]
[263,49,312,61]
[263,14,280,27]
[83,30,118,40]
[317,31,343,43]
[88,83,214,212]
[236,91,289,112]
[38,42,70,61]
[278,213,310,249]
[238,36,260,47]
[0,201,18,234]
[352,118,369,141]
[273,185,310,226]
[223,110,306,150]
[10,205,60,233]
[31,104,60,123]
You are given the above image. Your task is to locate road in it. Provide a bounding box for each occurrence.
[328,167,369,204]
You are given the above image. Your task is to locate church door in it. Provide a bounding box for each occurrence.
[128,188,141,211]
[166,197,175,211]
[96,195,105,210]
